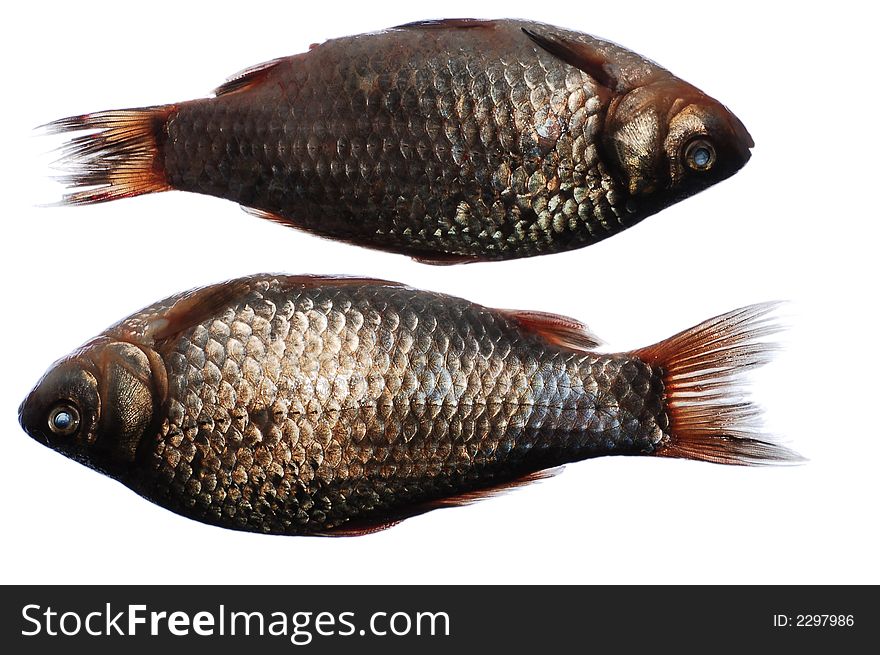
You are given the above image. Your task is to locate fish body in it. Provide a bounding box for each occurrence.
[19,276,796,535]
[49,19,753,263]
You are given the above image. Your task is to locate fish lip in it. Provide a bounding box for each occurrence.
[18,407,47,446]
[741,138,753,165]
[19,407,52,447]
[18,391,48,445]
[17,395,31,431]
[726,108,754,154]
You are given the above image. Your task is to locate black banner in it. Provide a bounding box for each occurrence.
[1,586,873,653]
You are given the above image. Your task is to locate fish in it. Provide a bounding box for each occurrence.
[45,19,753,264]
[19,275,799,536]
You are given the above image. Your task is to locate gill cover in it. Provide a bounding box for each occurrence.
[604,83,679,196]
[98,342,157,463]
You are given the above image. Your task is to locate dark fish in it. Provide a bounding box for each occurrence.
[19,276,798,536]
[46,19,753,263]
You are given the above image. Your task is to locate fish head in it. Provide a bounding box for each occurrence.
[603,76,753,203]
[19,338,161,476]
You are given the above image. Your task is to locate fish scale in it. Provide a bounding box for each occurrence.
[161,24,620,259]
[121,278,662,533]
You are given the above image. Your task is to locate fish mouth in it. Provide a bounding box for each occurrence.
[725,107,754,157]
[18,391,49,446]
[18,394,33,433]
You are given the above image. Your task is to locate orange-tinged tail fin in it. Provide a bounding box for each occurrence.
[633,302,803,466]
[43,106,174,205]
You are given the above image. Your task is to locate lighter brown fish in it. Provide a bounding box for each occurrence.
[19,276,798,536]
[45,19,753,263]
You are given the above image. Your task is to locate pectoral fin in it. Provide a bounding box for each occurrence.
[140,275,403,347]
[521,27,620,92]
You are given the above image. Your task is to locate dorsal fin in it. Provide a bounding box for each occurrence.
[241,206,483,264]
[317,467,562,537]
[497,309,602,352]
[315,520,404,538]
[409,252,481,266]
[214,57,286,96]
[521,27,620,93]
[431,467,563,507]
[393,18,497,30]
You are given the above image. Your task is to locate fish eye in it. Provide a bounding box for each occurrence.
[684,138,716,172]
[48,403,80,436]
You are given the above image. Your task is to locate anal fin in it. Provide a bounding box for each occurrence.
[214,57,287,96]
[497,309,602,351]
[241,205,296,228]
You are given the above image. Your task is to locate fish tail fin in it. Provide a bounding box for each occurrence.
[41,105,175,205]
[632,302,803,466]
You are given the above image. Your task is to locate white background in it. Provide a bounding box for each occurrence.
[1,0,877,585]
